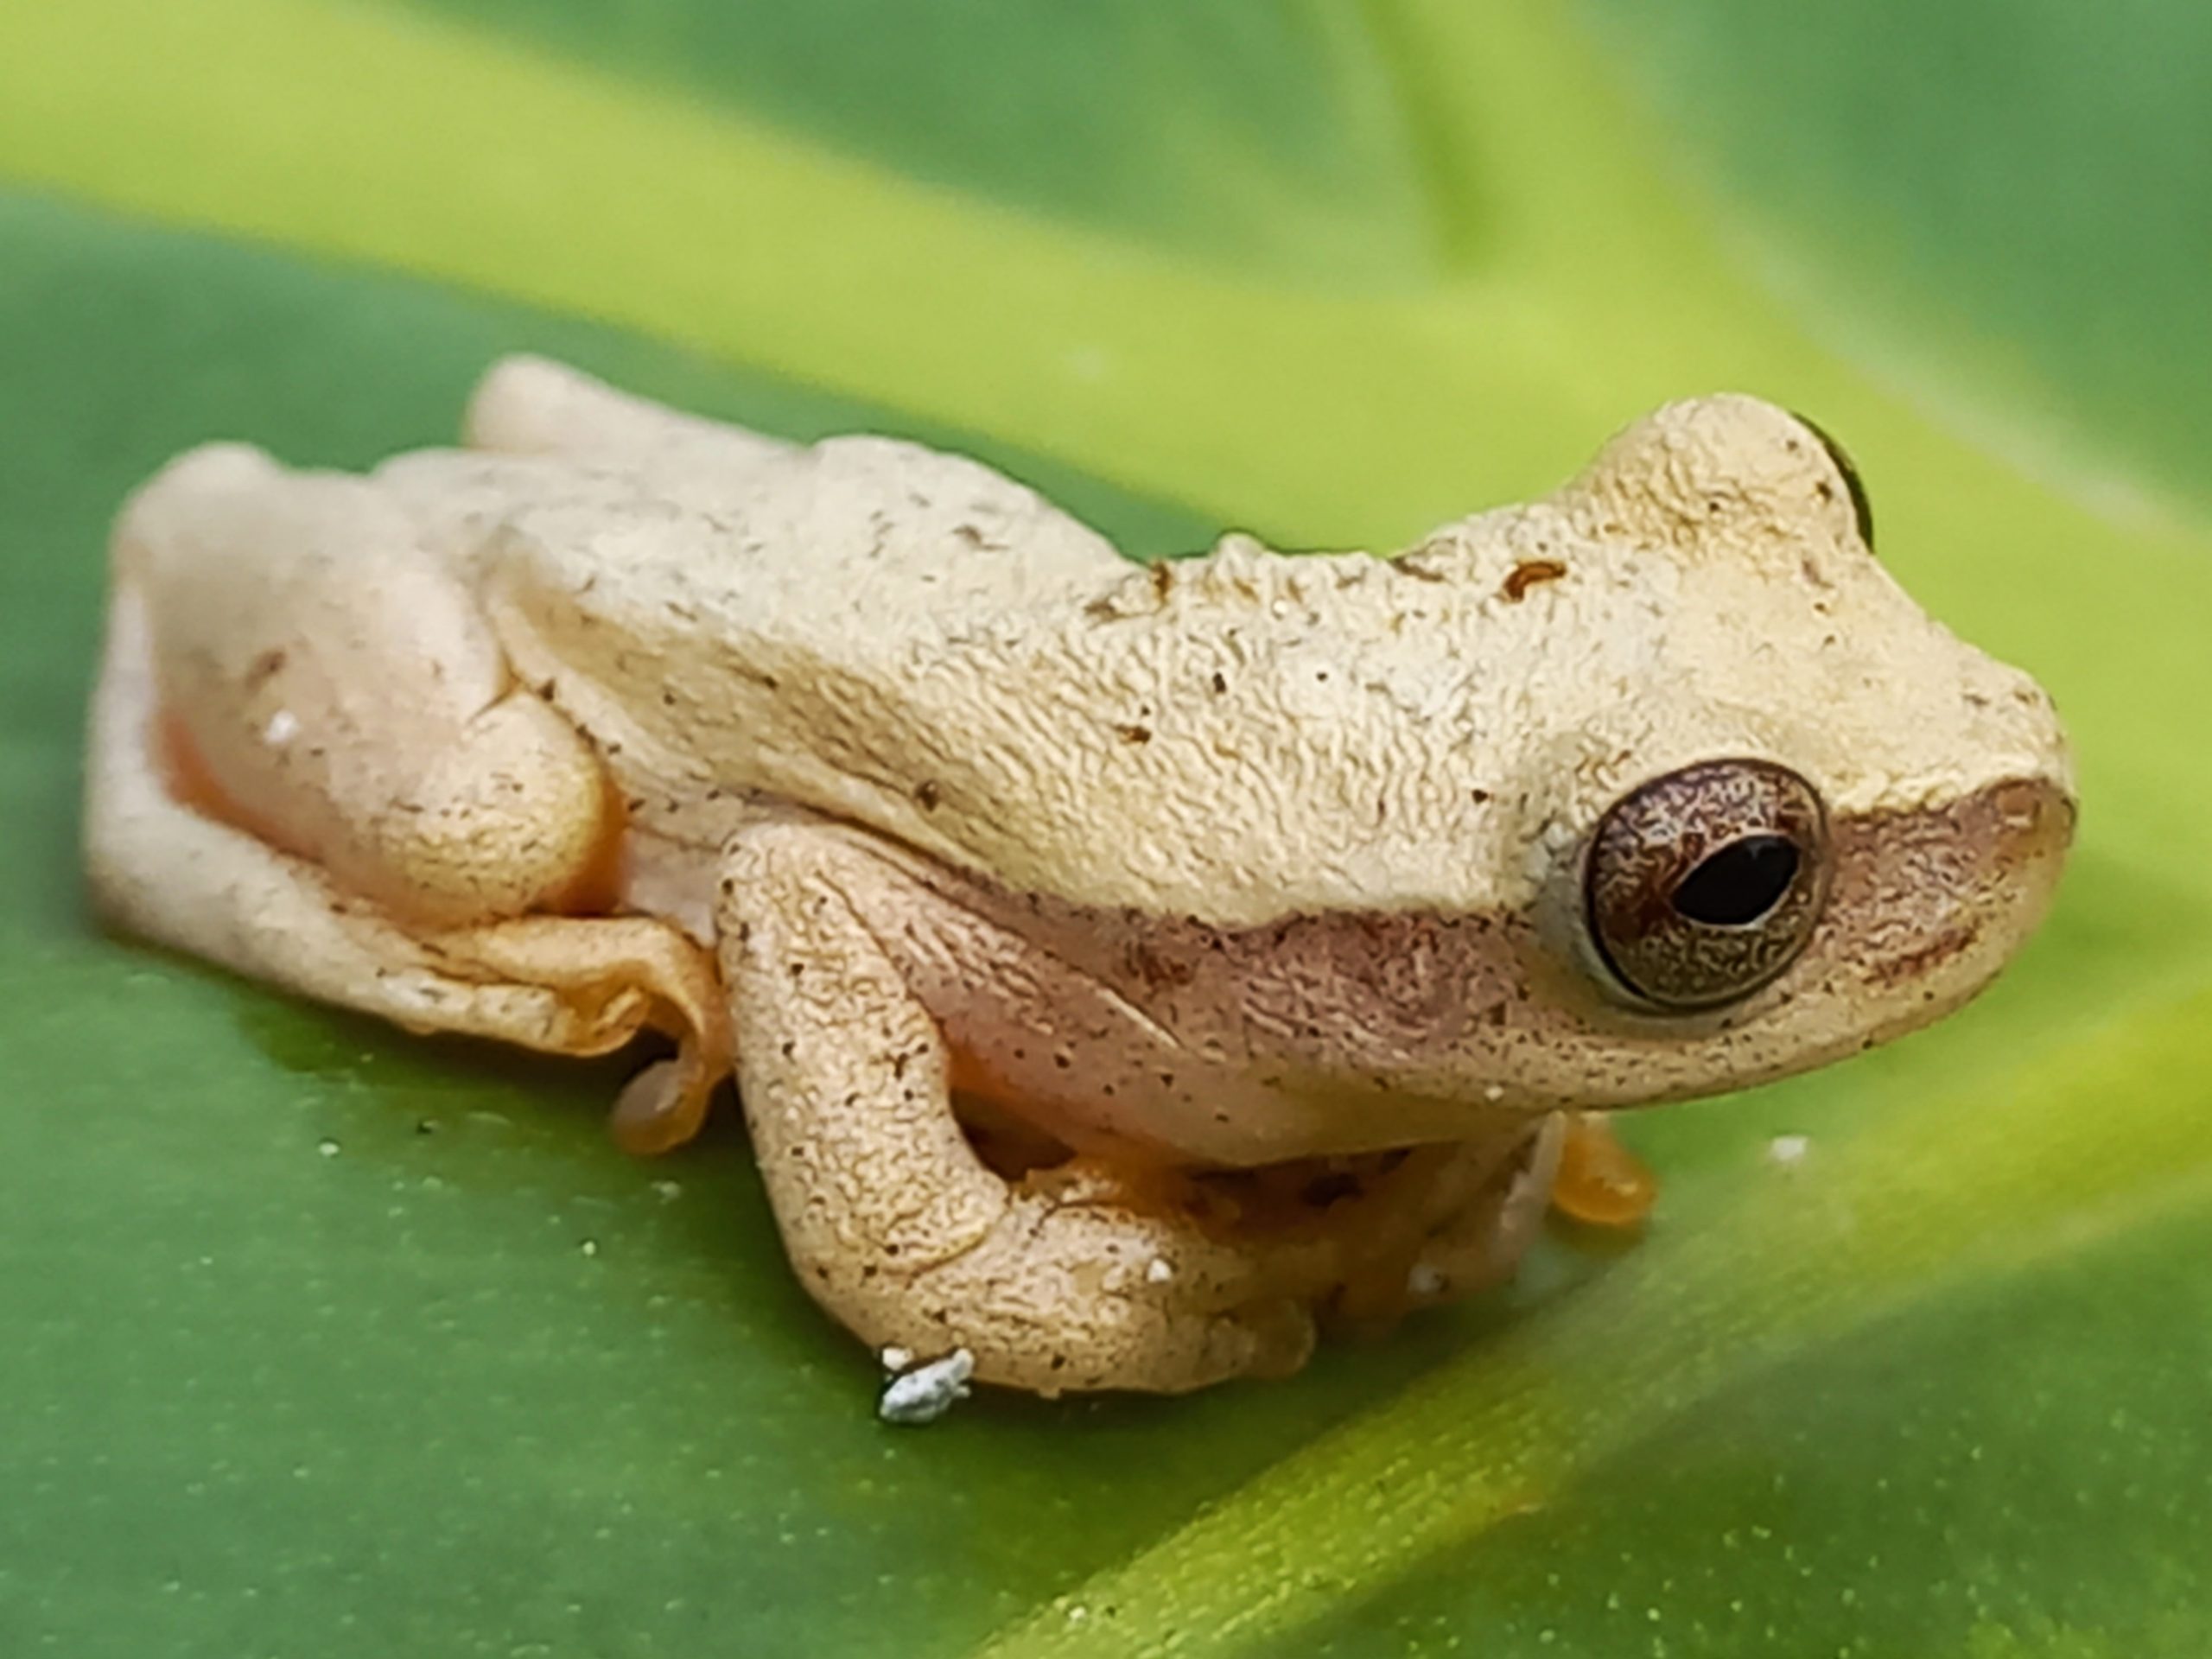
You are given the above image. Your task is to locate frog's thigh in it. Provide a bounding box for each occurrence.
[90,479,729,1146]
[719,824,1318,1395]
[464,355,794,469]
[118,443,613,927]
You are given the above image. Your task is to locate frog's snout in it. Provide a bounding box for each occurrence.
[1834,772,2074,1014]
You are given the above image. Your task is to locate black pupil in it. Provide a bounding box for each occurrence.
[1672,835,1800,927]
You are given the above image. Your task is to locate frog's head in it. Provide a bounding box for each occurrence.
[1409,395,2077,1113]
[887,396,2072,1154]
[1181,396,2075,1137]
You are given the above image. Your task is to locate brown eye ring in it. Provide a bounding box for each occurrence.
[1584,760,1831,1010]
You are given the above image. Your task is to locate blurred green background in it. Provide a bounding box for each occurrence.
[1,3,2207,1655]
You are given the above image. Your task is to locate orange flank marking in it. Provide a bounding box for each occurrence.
[1550,1112,1657,1228]
[156,707,297,855]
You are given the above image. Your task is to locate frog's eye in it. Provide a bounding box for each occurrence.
[1789,411,1874,548]
[1584,760,1831,1010]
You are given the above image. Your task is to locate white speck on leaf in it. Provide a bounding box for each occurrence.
[879,1349,976,1426]
[315,1138,340,1158]
[1767,1134,1811,1167]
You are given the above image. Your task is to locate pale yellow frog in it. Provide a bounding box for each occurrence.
[85,359,2074,1395]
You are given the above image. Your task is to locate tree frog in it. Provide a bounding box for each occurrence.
[85,359,2074,1395]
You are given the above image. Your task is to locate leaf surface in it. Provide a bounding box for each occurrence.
[0,3,2207,1653]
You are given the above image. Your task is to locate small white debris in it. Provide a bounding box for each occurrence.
[1767,1134,1811,1168]
[1484,1084,1506,1103]
[1144,1255,1176,1285]
[578,1238,599,1257]
[652,1179,683,1203]
[878,1349,976,1427]
[262,709,299,747]
[315,1138,340,1158]
[878,1345,915,1374]
[1407,1263,1446,1299]
[1065,1605,1090,1625]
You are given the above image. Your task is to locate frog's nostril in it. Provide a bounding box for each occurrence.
[1989,778,2078,875]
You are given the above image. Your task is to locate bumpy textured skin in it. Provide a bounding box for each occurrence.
[85,357,2075,1394]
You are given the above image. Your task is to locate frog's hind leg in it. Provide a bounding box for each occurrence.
[116,443,618,929]
[86,447,730,1151]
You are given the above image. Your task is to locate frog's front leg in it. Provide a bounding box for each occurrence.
[718,824,1321,1395]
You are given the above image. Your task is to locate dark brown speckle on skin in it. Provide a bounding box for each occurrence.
[1502,559,1569,601]
[1388,552,1449,583]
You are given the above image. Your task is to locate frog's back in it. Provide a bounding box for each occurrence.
[380,431,1121,641]
[373,432,1189,874]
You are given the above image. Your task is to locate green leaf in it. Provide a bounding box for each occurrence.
[380,0,1444,282]
[1580,0,2212,526]
[1,1,2209,1655]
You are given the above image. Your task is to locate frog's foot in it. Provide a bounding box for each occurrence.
[87,467,731,1147]
[1203,1120,1567,1329]
[1549,1111,1657,1230]
[1318,1111,1653,1324]
[893,1158,1328,1395]
[1378,1114,1568,1317]
[718,823,1320,1395]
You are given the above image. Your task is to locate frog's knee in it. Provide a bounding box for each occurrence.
[113,443,280,569]
[464,356,583,452]
[465,353,794,472]
[140,442,279,500]
[463,354,690,457]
